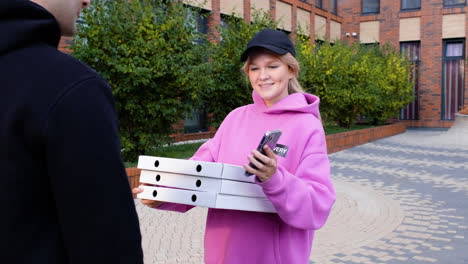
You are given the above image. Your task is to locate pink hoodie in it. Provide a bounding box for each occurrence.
[157,91,336,264]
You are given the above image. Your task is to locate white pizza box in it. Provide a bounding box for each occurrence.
[138,155,222,178]
[139,170,266,198]
[222,163,255,183]
[138,155,255,183]
[137,185,276,213]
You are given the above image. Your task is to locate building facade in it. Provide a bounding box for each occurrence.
[340,0,467,127]
[63,0,467,129]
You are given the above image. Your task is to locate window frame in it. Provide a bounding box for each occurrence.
[443,0,466,7]
[441,38,466,120]
[443,39,465,60]
[362,0,380,15]
[315,0,323,9]
[184,109,208,133]
[330,0,338,14]
[399,41,421,120]
[400,0,421,11]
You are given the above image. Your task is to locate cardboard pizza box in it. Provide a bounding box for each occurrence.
[137,185,276,213]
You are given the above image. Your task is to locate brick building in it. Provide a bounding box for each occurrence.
[340,0,467,127]
[182,0,466,128]
[64,0,467,129]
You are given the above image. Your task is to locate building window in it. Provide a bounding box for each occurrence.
[362,0,379,14]
[400,42,420,120]
[442,39,465,120]
[315,0,322,9]
[444,0,466,7]
[401,0,421,10]
[331,0,338,14]
[184,109,207,133]
[361,42,380,48]
[185,7,209,44]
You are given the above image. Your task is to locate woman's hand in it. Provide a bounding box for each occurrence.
[132,186,165,208]
[243,145,277,182]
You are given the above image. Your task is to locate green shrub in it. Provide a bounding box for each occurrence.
[72,0,208,161]
[298,40,413,127]
[195,10,278,127]
[361,44,414,124]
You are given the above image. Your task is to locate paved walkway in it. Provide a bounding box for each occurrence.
[135,129,468,263]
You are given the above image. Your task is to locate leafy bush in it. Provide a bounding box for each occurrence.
[361,44,414,124]
[73,0,208,160]
[73,0,413,160]
[195,10,278,127]
[298,40,413,127]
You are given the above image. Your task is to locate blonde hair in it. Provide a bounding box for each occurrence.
[242,49,304,94]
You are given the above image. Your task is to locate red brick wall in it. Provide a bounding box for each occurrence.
[325,122,406,153]
[465,7,468,112]
[379,0,399,50]
[339,0,467,128]
[207,0,221,42]
[419,1,443,127]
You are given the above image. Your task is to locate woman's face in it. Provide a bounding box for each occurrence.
[247,52,292,107]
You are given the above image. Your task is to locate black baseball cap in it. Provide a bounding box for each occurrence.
[240,28,296,62]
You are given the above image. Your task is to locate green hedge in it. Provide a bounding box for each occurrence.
[73,0,208,160]
[298,40,413,128]
[193,10,278,127]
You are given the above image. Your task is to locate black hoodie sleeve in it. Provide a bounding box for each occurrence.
[44,76,143,263]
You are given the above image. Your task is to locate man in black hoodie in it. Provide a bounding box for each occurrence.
[0,0,144,263]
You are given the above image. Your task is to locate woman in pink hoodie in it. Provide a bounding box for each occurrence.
[134,28,336,264]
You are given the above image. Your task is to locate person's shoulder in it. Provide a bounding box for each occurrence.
[24,44,105,85]
[222,104,252,121]
[47,47,101,81]
[291,112,323,133]
[230,104,250,114]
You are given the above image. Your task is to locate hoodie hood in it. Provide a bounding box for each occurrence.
[252,90,321,119]
[0,0,60,55]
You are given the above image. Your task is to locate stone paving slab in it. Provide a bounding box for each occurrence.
[135,129,468,264]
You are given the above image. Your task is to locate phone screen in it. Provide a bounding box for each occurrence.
[245,130,282,176]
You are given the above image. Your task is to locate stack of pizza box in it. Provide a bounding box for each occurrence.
[136,155,276,213]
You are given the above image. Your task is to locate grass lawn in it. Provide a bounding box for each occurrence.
[324,124,376,135]
[124,123,380,167]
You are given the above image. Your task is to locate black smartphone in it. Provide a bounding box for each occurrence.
[245,130,282,176]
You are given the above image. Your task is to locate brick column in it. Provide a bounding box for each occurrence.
[291,4,298,42]
[207,0,221,42]
[379,0,399,50]
[309,7,315,44]
[339,0,360,45]
[244,0,251,23]
[270,0,276,20]
[465,9,468,110]
[419,0,443,126]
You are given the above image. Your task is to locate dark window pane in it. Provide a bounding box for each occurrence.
[184,110,207,133]
[442,40,465,120]
[400,42,420,120]
[363,0,379,13]
[316,0,322,8]
[446,43,464,57]
[402,0,421,9]
[444,0,466,6]
[331,0,338,14]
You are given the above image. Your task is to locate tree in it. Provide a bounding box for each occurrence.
[298,40,413,127]
[73,0,208,160]
[195,10,278,127]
